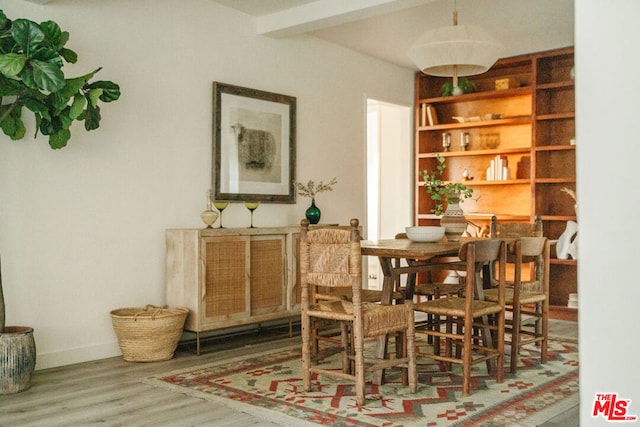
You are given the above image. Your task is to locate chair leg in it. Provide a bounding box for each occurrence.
[407,315,418,394]
[510,304,522,374]
[400,331,408,386]
[301,313,312,392]
[496,310,505,384]
[340,322,350,374]
[462,314,473,396]
[540,300,549,364]
[353,329,366,406]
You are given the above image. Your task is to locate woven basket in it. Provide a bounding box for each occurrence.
[110,305,189,362]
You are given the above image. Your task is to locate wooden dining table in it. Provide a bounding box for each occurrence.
[360,238,462,302]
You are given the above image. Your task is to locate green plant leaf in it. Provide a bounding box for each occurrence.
[11,19,45,56]
[0,73,21,90]
[88,88,103,107]
[0,106,25,140]
[84,103,101,131]
[59,48,77,64]
[21,96,48,115]
[39,117,54,135]
[32,47,63,66]
[56,109,73,130]
[40,20,68,51]
[61,76,88,99]
[69,94,85,119]
[30,59,65,92]
[0,11,9,30]
[48,127,70,149]
[0,53,26,77]
[87,80,121,102]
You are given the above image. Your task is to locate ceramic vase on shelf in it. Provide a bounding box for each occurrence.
[200,190,218,228]
[440,195,467,242]
[305,198,321,225]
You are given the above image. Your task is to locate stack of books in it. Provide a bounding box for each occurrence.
[567,293,578,309]
[486,155,510,180]
[420,104,438,126]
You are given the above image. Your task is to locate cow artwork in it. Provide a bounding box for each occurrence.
[231,123,276,171]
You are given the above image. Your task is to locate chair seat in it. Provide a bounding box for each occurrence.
[316,289,404,303]
[484,288,546,305]
[309,300,412,336]
[414,282,464,297]
[414,296,503,318]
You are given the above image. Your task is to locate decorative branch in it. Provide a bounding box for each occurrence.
[295,177,337,198]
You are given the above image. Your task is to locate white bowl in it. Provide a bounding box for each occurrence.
[405,226,445,242]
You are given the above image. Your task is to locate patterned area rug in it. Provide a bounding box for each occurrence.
[144,337,579,427]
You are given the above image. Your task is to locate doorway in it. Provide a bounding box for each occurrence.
[366,99,413,290]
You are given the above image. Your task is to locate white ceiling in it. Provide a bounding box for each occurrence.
[211,0,575,71]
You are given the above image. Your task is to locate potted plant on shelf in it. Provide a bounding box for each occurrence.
[421,155,473,241]
[0,9,121,393]
[295,177,337,224]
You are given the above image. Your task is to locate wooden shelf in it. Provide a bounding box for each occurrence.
[419,86,532,105]
[536,81,574,90]
[535,145,576,152]
[536,112,575,121]
[418,147,531,158]
[551,258,578,266]
[419,116,530,131]
[414,46,576,312]
[462,179,530,186]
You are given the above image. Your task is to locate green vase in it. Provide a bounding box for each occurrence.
[305,198,321,224]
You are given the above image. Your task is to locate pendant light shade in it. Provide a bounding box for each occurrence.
[406,24,502,77]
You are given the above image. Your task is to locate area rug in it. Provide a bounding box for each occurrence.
[144,337,579,427]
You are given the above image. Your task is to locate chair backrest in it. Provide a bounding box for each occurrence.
[459,239,506,299]
[513,236,550,293]
[299,218,362,296]
[490,215,543,239]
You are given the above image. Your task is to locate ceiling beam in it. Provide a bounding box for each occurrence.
[257,0,434,38]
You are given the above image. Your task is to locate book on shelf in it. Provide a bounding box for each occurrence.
[420,104,438,126]
[486,155,510,181]
[426,104,438,126]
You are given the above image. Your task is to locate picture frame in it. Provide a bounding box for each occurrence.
[212,82,296,203]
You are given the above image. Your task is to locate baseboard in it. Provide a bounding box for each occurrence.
[35,341,122,370]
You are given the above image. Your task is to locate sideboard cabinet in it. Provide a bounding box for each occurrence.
[166,227,300,354]
[414,47,576,318]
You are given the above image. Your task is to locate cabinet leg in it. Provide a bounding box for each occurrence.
[196,331,201,356]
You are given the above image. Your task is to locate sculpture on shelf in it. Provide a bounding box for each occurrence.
[556,220,577,260]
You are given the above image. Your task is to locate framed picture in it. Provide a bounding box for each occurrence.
[213,82,296,203]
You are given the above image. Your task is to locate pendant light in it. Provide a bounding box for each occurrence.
[406,0,502,94]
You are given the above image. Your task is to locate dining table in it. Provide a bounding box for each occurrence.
[360,238,462,302]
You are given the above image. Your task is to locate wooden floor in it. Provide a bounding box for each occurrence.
[2,319,579,427]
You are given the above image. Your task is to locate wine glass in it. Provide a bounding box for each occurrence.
[213,200,229,228]
[244,201,260,228]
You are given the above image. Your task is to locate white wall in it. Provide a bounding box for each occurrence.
[576,1,640,425]
[0,0,414,369]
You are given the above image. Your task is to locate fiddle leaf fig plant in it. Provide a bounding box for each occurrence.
[0,9,121,149]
